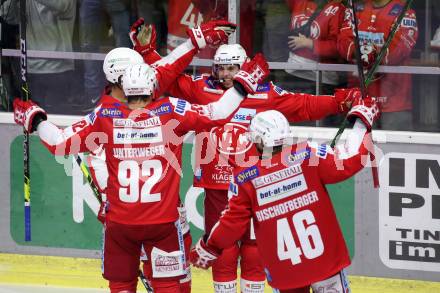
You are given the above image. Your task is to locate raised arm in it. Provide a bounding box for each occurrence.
[13,99,102,155]
[171,53,270,132]
[130,19,236,98]
[317,97,380,184]
[273,86,362,122]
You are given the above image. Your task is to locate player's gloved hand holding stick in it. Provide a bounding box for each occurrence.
[347,96,381,131]
[13,99,47,133]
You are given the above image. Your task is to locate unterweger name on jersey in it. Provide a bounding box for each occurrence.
[113,116,163,144]
[113,145,165,159]
[252,165,308,206]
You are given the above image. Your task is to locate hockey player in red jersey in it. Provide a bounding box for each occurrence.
[87,19,235,293]
[337,0,418,130]
[190,96,380,292]
[131,19,365,293]
[13,47,269,293]
[130,19,365,293]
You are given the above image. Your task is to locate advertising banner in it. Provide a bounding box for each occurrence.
[379,152,440,272]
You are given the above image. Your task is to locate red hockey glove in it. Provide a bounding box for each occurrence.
[13,98,47,133]
[347,96,380,131]
[334,88,362,113]
[189,237,219,269]
[129,18,157,56]
[97,200,108,224]
[360,42,377,70]
[233,53,269,95]
[187,20,236,50]
[97,203,105,224]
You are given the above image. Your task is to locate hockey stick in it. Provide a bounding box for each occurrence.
[138,269,154,293]
[331,0,414,148]
[330,0,379,187]
[74,154,153,292]
[19,0,31,241]
[0,21,9,111]
[74,154,102,202]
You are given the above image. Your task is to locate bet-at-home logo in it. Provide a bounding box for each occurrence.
[379,153,440,272]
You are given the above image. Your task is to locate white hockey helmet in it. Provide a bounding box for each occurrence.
[103,47,144,84]
[248,110,291,147]
[213,44,248,68]
[121,64,157,97]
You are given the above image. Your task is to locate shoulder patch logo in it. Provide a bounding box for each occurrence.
[236,166,259,184]
[389,4,403,16]
[192,75,203,81]
[86,104,101,124]
[288,149,311,165]
[256,83,270,92]
[273,85,285,95]
[174,99,188,116]
[315,143,328,158]
[228,182,238,197]
[151,103,172,116]
[99,108,123,118]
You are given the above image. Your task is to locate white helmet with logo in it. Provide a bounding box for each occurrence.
[248,110,291,147]
[213,44,248,67]
[103,47,144,84]
[122,64,157,97]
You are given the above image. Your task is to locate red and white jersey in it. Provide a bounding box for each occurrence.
[337,0,418,112]
[207,121,370,290]
[166,74,341,190]
[37,86,243,225]
[166,0,215,62]
[286,0,345,62]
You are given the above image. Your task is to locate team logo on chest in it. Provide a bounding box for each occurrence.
[210,122,253,155]
[236,166,259,184]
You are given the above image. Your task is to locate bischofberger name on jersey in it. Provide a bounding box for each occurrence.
[252,165,302,189]
[113,145,165,159]
[256,173,308,206]
[255,191,319,222]
[236,166,259,184]
[113,116,161,128]
[113,127,163,144]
